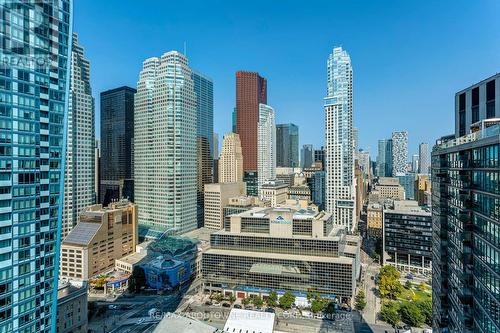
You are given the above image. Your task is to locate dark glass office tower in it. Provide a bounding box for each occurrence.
[0,1,72,332]
[432,125,500,333]
[276,123,299,167]
[314,147,325,170]
[100,86,135,205]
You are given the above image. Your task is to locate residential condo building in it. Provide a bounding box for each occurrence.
[391,131,408,176]
[418,142,430,174]
[257,104,276,191]
[324,46,356,231]
[0,1,72,331]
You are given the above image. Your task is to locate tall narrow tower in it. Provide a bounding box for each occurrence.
[218,133,244,184]
[134,51,197,236]
[324,47,356,231]
[62,33,96,238]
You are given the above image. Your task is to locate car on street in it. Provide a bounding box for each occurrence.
[265,307,275,313]
[222,302,231,308]
[233,304,242,309]
[205,301,212,306]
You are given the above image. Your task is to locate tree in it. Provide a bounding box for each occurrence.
[212,293,224,303]
[355,290,367,311]
[405,280,412,290]
[227,294,236,303]
[416,299,432,325]
[399,302,425,327]
[380,301,401,326]
[311,298,328,313]
[252,295,263,307]
[379,266,403,299]
[267,291,278,307]
[241,297,251,306]
[324,302,336,314]
[279,291,296,309]
[129,266,146,293]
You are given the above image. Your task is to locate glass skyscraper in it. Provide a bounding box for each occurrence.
[0,1,72,332]
[100,86,135,205]
[324,46,356,231]
[276,123,299,168]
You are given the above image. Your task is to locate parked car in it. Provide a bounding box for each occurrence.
[301,310,313,318]
[205,301,213,306]
[265,307,275,313]
[222,303,231,308]
[233,304,242,309]
[406,273,414,280]
[315,312,325,319]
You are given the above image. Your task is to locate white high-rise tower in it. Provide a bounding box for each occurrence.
[324,47,356,231]
[62,33,96,238]
[257,103,276,191]
[134,51,197,236]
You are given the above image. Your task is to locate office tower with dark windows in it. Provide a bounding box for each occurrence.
[314,146,325,170]
[432,75,500,333]
[377,139,392,177]
[62,34,95,238]
[134,51,197,237]
[456,73,499,137]
[235,71,267,195]
[0,1,72,332]
[418,142,430,174]
[324,47,356,231]
[276,123,299,168]
[193,71,214,227]
[301,144,314,168]
[100,86,135,205]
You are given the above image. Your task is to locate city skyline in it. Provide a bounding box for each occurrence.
[75,0,500,156]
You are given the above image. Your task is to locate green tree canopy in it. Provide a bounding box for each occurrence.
[279,291,296,309]
[267,291,278,307]
[399,301,425,327]
[252,295,264,307]
[416,299,432,326]
[380,301,401,326]
[379,266,403,299]
[355,290,367,310]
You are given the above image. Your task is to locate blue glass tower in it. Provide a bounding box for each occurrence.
[0,1,73,332]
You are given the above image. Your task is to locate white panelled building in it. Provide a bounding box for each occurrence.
[62,33,96,238]
[324,47,356,231]
[134,51,197,236]
[257,103,276,191]
[391,131,408,176]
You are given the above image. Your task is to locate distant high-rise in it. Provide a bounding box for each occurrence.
[276,123,299,167]
[62,34,96,238]
[100,86,136,205]
[0,1,72,331]
[235,71,267,172]
[257,104,276,191]
[411,154,419,173]
[391,131,408,176]
[455,73,499,137]
[193,70,214,227]
[314,147,326,170]
[232,108,237,133]
[376,139,392,177]
[324,46,356,231]
[219,133,244,184]
[213,133,219,158]
[301,144,314,168]
[418,142,429,174]
[353,127,359,158]
[134,51,197,236]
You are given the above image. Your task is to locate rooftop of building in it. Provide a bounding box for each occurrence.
[385,200,431,216]
[434,121,500,152]
[148,236,198,258]
[80,199,135,216]
[153,313,220,333]
[62,222,101,246]
[223,308,275,333]
[234,206,327,221]
[455,72,499,94]
[260,179,288,189]
[57,280,87,302]
[376,177,401,186]
[115,250,148,266]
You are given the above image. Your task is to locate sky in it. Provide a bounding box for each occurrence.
[75,0,500,159]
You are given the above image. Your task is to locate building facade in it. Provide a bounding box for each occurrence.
[397,172,416,200]
[62,34,96,238]
[257,104,276,191]
[134,52,197,236]
[373,177,406,201]
[204,183,246,230]
[391,131,408,176]
[59,200,137,280]
[0,1,72,332]
[455,73,499,137]
[56,281,88,333]
[314,147,325,170]
[418,142,430,174]
[301,144,314,169]
[276,123,299,168]
[324,47,356,231]
[383,201,432,273]
[432,121,500,333]
[218,133,244,184]
[203,207,361,303]
[100,86,136,205]
[260,180,288,207]
[235,71,267,172]
[367,203,383,239]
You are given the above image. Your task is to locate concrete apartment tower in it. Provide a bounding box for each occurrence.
[62,33,96,238]
[324,47,357,231]
[218,133,244,184]
[391,131,408,176]
[257,103,276,191]
[134,51,197,236]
